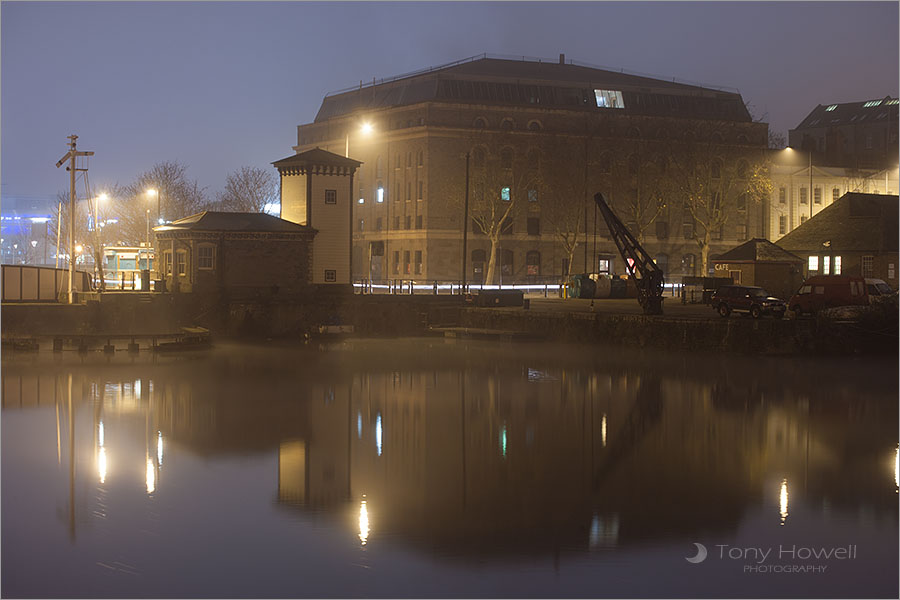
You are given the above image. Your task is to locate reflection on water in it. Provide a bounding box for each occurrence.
[1,339,897,599]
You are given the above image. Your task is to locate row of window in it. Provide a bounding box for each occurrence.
[160,245,216,276]
[391,250,424,275]
[777,186,840,204]
[359,215,424,232]
[807,255,843,275]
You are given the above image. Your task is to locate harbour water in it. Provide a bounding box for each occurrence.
[2,339,897,598]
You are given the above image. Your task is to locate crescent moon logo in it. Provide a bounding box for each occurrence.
[685,542,708,564]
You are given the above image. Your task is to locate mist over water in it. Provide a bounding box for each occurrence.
[2,339,897,598]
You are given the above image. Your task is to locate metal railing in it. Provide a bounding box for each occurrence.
[1,264,93,303]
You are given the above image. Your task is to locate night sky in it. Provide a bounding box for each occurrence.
[2,1,897,211]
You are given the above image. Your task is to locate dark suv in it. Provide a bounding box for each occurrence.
[710,285,786,319]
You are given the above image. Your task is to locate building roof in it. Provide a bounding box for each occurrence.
[712,238,804,263]
[793,96,898,130]
[775,192,899,254]
[314,55,751,123]
[154,211,314,234]
[272,147,362,175]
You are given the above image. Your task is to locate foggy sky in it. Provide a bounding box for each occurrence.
[2,1,897,210]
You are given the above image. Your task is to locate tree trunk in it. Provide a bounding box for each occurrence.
[484,235,500,285]
[698,233,711,276]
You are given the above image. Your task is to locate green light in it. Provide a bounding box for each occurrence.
[500,426,507,458]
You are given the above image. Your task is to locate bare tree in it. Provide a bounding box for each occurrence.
[113,161,208,244]
[543,169,585,279]
[468,142,541,284]
[215,166,278,213]
[667,137,772,274]
[612,149,673,244]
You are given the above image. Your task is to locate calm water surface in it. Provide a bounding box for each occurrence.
[2,339,897,598]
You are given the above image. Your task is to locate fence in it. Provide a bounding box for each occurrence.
[1,264,93,303]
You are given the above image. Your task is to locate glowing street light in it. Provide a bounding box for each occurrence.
[345,121,374,158]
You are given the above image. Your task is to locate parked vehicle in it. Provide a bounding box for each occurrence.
[865,278,896,303]
[710,285,786,319]
[788,275,869,317]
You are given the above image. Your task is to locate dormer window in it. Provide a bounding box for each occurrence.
[594,89,625,109]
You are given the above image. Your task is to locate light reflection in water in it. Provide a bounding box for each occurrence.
[780,479,789,525]
[98,447,107,484]
[157,431,164,467]
[146,457,156,494]
[500,425,508,458]
[894,445,898,493]
[98,421,104,447]
[601,414,607,447]
[359,498,369,546]
[357,412,362,439]
[375,413,383,456]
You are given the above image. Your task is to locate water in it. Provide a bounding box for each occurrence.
[2,339,897,598]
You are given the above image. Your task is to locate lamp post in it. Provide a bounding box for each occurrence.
[345,121,374,158]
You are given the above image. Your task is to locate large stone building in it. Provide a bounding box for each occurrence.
[292,54,769,283]
[788,96,899,170]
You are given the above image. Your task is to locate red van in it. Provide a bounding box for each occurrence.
[788,275,869,317]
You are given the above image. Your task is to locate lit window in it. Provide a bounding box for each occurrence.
[832,188,840,202]
[863,100,883,108]
[779,215,786,235]
[358,197,365,204]
[500,187,511,202]
[808,256,819,272]
[825,104,837,112]
[594,89,625,109]
[528,189,538,203]
[886,99,899,106]
[862,255,874,276]
[834,256,841,275]
[779,187,786,204]
[198,245,215,270]
[376,186,384,203]
[800,188,808,204]
[175,251,186,276]
[823,256,830,275]
[814,188,822,204]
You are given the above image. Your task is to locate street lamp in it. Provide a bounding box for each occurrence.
[345,121,373,158]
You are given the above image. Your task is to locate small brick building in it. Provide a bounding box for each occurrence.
[711,238,804,300]
[154,211,316,297]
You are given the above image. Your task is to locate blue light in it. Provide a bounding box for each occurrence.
[500,425,507,458]
[357,412,362,439]
[375,413,383,456]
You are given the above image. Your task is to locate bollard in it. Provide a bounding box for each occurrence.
[433,280,438,295]
[53,338,64,353]
[103,340,115,354]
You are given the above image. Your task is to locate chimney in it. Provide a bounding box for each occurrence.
[559,53,566,65]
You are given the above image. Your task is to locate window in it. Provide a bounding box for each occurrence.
[594,89,625,109]
[627,154,639,176]
[710,159,722,179]
[808,256,819,272]
[406,152,412,168]
[501,249,514,276]
[527,189,538,203]
[737,193,747,212]
[626,127,640,138]
[375,156,383,177]
[417,151,423,166]
[472,249,485,282]
[376,184,385,203]
[825,104,837,111]
[417,181,423,200]
[862,255,874,276]
[737,134,749,144]
[834,255,841,275]
[527,217,540,236]
[598,153,611,174]
[737,224,748,241]
[473,117,487,129]
[779,215,787,235]
[376,217,383,232]
[198,245,215,270]
[501,217,513,235]
[682,254,696,276]
[358,197,364,205]
[527,120,542,131]
[415,215,423,229]
[737,160,749,179]
[655,220,668,239]
[406,183,411,202]
[473,147,485,168]
[655,253,668,275]
[392,251,399,275]
[500,186,511,202]
[527,149,540,169]
[175,250,186,276]
[403,250,411,275]
[779,187,786,204]
[814,187,822,204]
[823,256,830,275]
[682,222,694,239]
[325,189,337,204]
[800,188,808,204]
[414,250,422,275]
[500,118,514,131]
[163,251,172,275]
[358,218,365,232]
[712,225,723,241]
[832,187,840,203]
[324,270,336,282]
[800,216,807,224]
[393,216,400,230]
[500,148,513,169]
[405,215,412,230]
[526,251,541,276]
